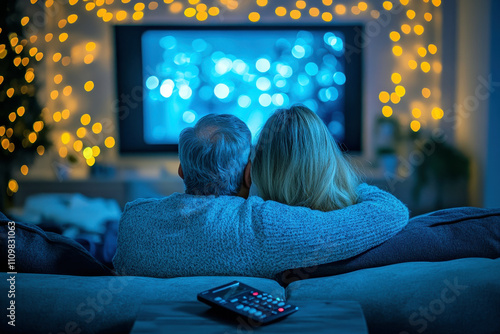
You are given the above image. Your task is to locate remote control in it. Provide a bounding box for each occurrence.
[197,281,299,324]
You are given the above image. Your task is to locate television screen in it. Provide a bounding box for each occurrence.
[115,25,362,153]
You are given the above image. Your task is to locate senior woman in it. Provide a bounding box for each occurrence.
[252,105,362,211]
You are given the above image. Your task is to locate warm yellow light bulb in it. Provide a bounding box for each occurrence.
[379,91,390,104]
[83,147,93,159]
[296,1,306,9]
[92,122,103,134]
[196,11,208,21]
[309,7,320,16]
[392,46,403,56]
[321,12,332,22]
[8,180,19,193]
[391,73,402,84]
[105,137,116,148]
[383,1,393,10]
[133,11,144,20]
[61,132,71,144]
[208,7,219,16]
[248,12,260,22]
[53,112,62,122]
[410,120,421,132]
[414,25,424,35]
[81,114,91,125]
[412,108,421,118]
[21,165,29,175]
[77,127,87,138]
[389,31,400,42]
[116,11,127,21]
[390,92,400,104]
[335,4,346,15]
[422,88,431,98]
[54,74,63,84]
[432,107,444,119]
[421,62,431,73]
[184,8,196,17]
[358,2,368,11]
[275,6,287,16]
[84,81,94,92]
[395,85,406,97]
[134,2,145,11]
[418,47,427,57]
[73,140,83,152]
[382,106,393,117]
[290,10,301,19]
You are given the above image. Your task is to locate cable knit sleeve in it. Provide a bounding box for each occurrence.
[251,183,409,278]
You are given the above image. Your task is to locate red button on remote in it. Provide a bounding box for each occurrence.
[278,308,284,312]
[252,292,259,296]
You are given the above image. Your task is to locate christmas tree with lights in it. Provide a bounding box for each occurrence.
[0,1,50,210]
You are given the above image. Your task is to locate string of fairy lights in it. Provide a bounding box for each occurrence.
[1,0,442,196]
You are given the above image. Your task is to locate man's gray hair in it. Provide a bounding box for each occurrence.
[179,114,252,196]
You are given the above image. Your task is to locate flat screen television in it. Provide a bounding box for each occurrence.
[114,25,362,154]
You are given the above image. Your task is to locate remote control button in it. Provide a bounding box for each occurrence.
[272,301,278,304]
[252,292,259,296]
[278,308,284,312]
[255,311,262,316]
[262,293,267,296]
[243,306,250,312]
[271,311,277,315]
[260,314,267,319]
[236,304,244,310]
[214,297,222,301]
[249,308,256,314]
[284,304,291,309]
[257,295,262,299]
[278,302,285,307]
[266,305,272,308]
[276,298,281,301]
[230,298,238,303]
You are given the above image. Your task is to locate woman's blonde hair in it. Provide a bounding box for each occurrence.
[251,105,360,211]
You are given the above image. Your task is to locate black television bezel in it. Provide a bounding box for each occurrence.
[114,24,363,154]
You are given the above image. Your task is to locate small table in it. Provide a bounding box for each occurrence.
[130,300,368,334]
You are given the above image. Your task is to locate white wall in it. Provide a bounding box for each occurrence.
[454,0,497,207]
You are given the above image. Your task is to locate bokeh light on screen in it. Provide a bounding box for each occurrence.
[142,29,347,144]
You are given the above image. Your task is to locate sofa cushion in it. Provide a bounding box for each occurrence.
[0,274,284,334]
[276,207,500,286]
[0,211,113,276]
[286,257,500,334]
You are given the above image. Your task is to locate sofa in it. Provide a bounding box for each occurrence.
[1,209,500,334]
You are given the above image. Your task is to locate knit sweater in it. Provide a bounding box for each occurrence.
[113,183,409,279]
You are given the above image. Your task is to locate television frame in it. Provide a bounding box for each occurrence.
[114,24,363,154]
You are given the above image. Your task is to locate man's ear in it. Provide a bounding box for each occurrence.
[178,163,184,179]
[243,161,252,189]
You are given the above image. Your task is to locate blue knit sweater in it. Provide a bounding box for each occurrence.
[113,183,409,278]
